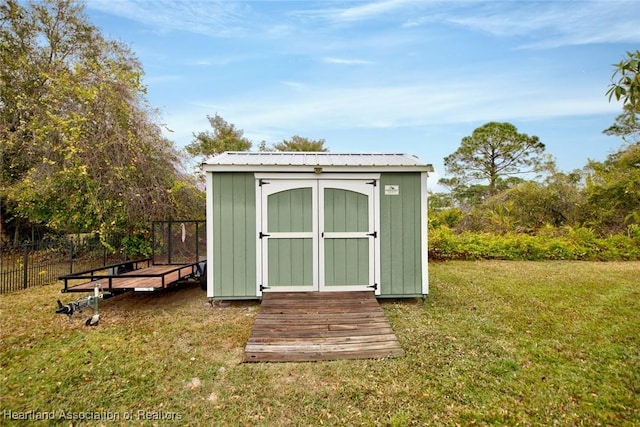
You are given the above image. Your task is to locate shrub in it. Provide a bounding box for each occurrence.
[428,226,640,261]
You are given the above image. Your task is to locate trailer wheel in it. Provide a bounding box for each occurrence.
[85,315,99,326]
[198,263,207,291]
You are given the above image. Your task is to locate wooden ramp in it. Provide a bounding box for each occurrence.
[245,291,404,362]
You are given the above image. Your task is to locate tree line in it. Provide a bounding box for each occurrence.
[1,1,638,259]
[431,50,639,240]
[428,50,639,259]
[0,0,325,245]
[1,0,203,244]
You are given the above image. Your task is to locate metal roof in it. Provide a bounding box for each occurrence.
[202,152,433,172]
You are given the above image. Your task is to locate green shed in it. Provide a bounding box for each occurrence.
[202,152,433,300]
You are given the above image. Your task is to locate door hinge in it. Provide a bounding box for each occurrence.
[259,232,271,239]
[368,283,378,290]
[367,231,377,238]
[366,180,377,186]
[259,179,270,186]
[260,284,270,291]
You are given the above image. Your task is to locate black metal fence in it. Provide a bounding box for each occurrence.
[152,220,206,265]
[0,236,125,294]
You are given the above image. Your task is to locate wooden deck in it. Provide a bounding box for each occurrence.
[65,264,197,292]
[245,291,404,362]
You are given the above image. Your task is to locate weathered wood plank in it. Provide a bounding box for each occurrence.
[245,340,404,354]
[248,333,401,345]
[245,347,404,363]
[253,314,388,324]
[247,327,396,339]
[244,291,404,362]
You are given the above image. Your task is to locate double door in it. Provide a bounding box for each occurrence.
[259,178,377,293]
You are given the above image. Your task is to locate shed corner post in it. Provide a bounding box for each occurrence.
[420,171,429,296]
[205,170,215,299]
[255,175,263,298]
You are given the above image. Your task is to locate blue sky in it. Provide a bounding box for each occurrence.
[84,0,640,190]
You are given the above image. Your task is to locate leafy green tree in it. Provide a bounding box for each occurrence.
[584,143,640,234]
[605,51,640,144]
[257,140,274,152]
[428,192,455,213]
[438,178,490,209]
[0,0,202,242]
[427,192,464,229]
[604,105,639,144]
[542,170,586,227]
[272,135,328,152]
[186,114,252,160]
[473,170,585,233]
[607,50,640,112]
[593,51,640,234]
[442,122,549,198]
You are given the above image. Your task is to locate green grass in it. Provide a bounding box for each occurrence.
[1,261,639,426]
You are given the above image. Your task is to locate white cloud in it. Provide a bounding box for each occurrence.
[281,81,307,90]
[184,54,255,67]
[183,77,619,144]
[327,0,414,22]
[323,57,374,65]
[89,0,640,50]
[291,0,415,23]
[87,0,251,37]
[443,1,640,48]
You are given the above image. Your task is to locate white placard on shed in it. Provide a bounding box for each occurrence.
[385,185,399,195]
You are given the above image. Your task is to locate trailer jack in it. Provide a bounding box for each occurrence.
[56,283,112,326]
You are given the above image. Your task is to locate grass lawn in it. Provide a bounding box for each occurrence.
[1,261,639,426]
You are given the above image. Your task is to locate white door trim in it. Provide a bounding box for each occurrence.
[256,176,380,295]
[258,180,318,294]
[255,173,380,181]
[318,180,379,294]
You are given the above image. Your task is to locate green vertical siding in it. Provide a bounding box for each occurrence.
[268,238,313,286]
[324,189,368,232]
[324,238,368,286]
[267,188,312,232]
[212,173,256,298]
[379,173,423,296]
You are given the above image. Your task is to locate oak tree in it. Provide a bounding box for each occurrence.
[185,114,252,160]
[272,135,328,152]
[0,0,202,242]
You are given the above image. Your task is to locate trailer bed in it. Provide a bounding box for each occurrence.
[60,260,202,293]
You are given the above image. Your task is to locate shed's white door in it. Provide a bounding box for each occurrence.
[260,180,318,292]
[259,179,377,293]
[319,181,376,292]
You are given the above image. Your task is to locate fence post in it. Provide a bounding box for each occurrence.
[167,222,173,264]
[69,239,74,274]
[23,243,29,289]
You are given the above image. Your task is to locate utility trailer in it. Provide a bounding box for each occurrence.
[59,220,206,294]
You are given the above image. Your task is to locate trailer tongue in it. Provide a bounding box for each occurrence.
[56,283,113,326]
